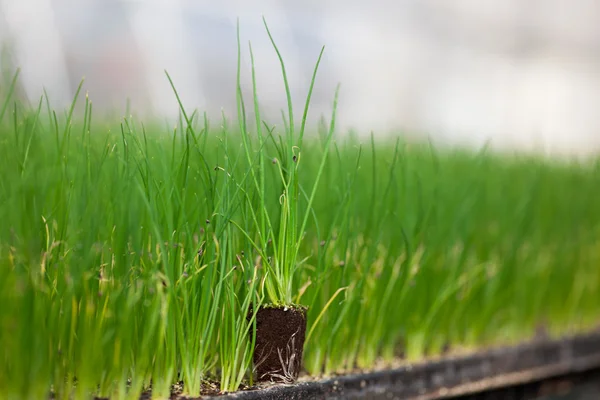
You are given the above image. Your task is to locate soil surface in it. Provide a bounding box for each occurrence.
[252,305,307,383]
[91,380,251,400]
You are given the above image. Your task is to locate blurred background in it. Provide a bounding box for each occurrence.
[1,0,599,156]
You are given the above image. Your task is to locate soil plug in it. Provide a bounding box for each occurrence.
[252,305,308,383]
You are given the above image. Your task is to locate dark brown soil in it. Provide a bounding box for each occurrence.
[252,305,307,383]
[91,379,225,400]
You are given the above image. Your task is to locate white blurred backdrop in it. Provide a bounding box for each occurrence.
[1,0,599,156]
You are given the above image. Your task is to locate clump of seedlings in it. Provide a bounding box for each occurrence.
[1,18,600,400]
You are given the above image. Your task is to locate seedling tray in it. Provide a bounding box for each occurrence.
[210,332,600,400]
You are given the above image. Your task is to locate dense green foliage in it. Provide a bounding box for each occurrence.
[1,22,600,400]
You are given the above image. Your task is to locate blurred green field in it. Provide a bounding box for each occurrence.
[1,30,600,399]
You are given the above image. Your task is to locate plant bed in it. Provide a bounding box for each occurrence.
[3,19,600,400]
[203,331,600,400]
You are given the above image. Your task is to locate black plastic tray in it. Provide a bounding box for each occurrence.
[212,332,600,400]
